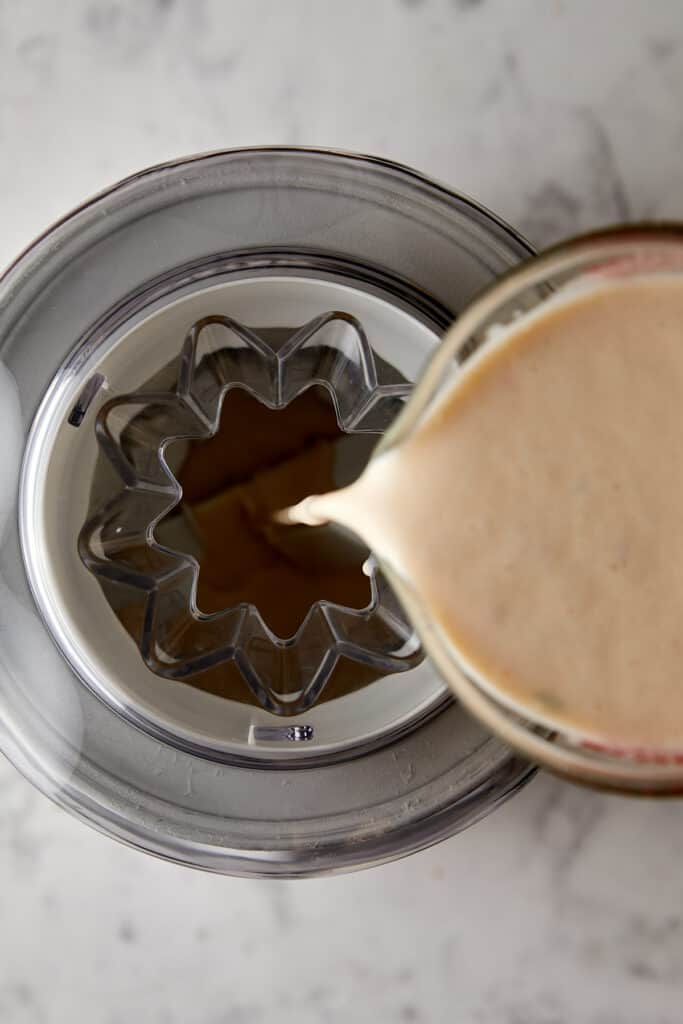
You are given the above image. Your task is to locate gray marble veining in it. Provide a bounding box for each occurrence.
[2,1,683,1021]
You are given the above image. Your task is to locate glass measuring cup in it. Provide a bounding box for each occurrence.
[353,224,683,794]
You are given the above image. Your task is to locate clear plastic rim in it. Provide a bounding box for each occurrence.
[2,145,533,290]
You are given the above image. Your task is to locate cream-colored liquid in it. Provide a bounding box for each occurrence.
[290,277,683,748]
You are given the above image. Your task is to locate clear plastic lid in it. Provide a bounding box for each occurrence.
[0,148,534,875]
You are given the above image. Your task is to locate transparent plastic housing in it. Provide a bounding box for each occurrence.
[2,149,535,875]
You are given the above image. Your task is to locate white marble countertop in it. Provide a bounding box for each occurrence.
[2,1,683,1021]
